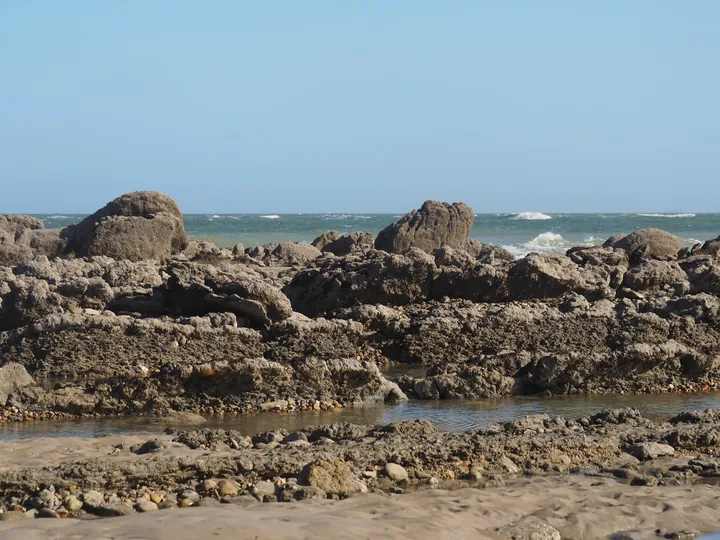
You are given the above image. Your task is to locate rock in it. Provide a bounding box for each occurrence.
[464,240,515,262]
[375,200,475,254]
[250,480,276,500]
[81,490,104,509]
[135,500,159,512]
[0,510,36,521]
[300,458,359,497]
[37,508,60,518]
[97,502,135,517]
[0,214,44,234]
[0,363,35,406]
[314,232,375,256]
[507,253,614,300]
[603,228,680,259]
[178,490,201,505]
[132,439,165,454]
[284,248,438,316]
[622,260,689,296]
[383,463,409,482]
[247,242,321,266]
[311,231,342,251]
[64,495,84,512]
[216,479,239,497]
[66,191,188,261]
[627,442,675,461]
[294,486,327,501]
[497,515,561,540]
[499,455,521,474]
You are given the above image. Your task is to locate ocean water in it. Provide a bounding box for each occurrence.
[35,212,720,259]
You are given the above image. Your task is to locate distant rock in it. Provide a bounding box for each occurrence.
[375,201,474,254]
[66,191,188,261]
[246,242,321,266]
[0,215,44,235]
[313,231,374,256]
[603,228,680,260]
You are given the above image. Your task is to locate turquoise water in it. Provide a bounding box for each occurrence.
[35,212,719,257]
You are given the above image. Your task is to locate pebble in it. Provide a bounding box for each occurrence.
[216,479,239,497]
[201,479,218,492]
[64,495,84,512]
[178,490,200,504]
[384,463,409,482]
[135,500,159,513]
[36,508,59,519]
[81,490,104,509]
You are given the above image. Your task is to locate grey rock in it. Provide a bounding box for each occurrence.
[0,363,35,406]
[627,442,675,461]
[603,228,681,259]
[81,490,104,509]
[375,200,474,254]
[497,515,561,540]
[384,463,409,481]
[135,500,159,512]
[300,458,360,497]
[96,502,135,517]
[250,480,276,500]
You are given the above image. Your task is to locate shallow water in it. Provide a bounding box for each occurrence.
[3,391,720,441]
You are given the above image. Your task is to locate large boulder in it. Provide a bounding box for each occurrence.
[507,253,614,300]
[0,217,66,267]
[603,228,680,259]
[622,260,689,297]
[374,201,474,254]
[66,191,188,261]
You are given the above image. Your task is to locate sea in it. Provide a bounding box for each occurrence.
[35,212,719,259]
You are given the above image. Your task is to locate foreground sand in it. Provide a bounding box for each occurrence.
[1,474,719,539]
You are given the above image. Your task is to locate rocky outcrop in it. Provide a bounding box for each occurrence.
[0,215,43,235]
[245,242,321,266]
[313,232,374,256]
[375,201,474,254]
[284,249,439,316]
[603,228,680,259]
[65,191,188,262]
[0,363,34,405]
[621,260,690,297]
[507,253,615,300]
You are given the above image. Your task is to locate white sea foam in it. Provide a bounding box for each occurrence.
[502,232,592,259]
[637,213,696,218]
[511,212,552,221]
[260,215,280,219]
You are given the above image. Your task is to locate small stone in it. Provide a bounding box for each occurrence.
[179,498,194,508]
[384,463,409,482]
[0,510,35,521]
[37,508,59,519]
[627,442,675,461]
[499,455,521,474]
[150,493,164,504]
[250,480,276,500]
[282,432,308,444]
[64,495,84,512]
[201,479,218,492]
[216,479,239,497]
[198,497,220,507]
[467,466,483,480]
[135,500,159,513]
[97,503,135,517]
[81,490,104,509]
[497,515,561,540]
[178,490,200,504]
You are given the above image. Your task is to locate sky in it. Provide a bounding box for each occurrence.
[1,1,719,214]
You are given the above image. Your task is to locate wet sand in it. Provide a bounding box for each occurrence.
[1,474,719,539]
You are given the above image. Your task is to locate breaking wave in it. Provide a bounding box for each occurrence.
[511,212,552,221]
[502,232,596,259]
[260,215,280,219]
[637,213,696,218]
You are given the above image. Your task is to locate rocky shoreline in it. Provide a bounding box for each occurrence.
[1,407,720,537]
[2,192,720,421]
[3,191,720,535]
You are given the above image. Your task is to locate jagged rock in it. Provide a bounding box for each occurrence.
[315,232,375,256]
[431,247,510,302]
[627,441,675,461]
[0,215,44,234]
[465,240,515,262]
[507,253,614,300]
[284,249,438,316]
[65,191,188,261]
[679,255,720,295]
[300,458,359,496]
[246,242,321,266]
[0,363,35,406]
[603,228,680,259]
[497,515,561,540]
[375,201,474,254]
[622,260,690,296]
[567,246,629,288]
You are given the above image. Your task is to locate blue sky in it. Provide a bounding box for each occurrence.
[1,1,718,213]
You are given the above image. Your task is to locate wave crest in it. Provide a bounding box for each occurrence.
[512,212,552,221]
[260,215,280,219]
[637,213,695,218]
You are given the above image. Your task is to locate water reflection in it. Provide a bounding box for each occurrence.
[3,391,720,441]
